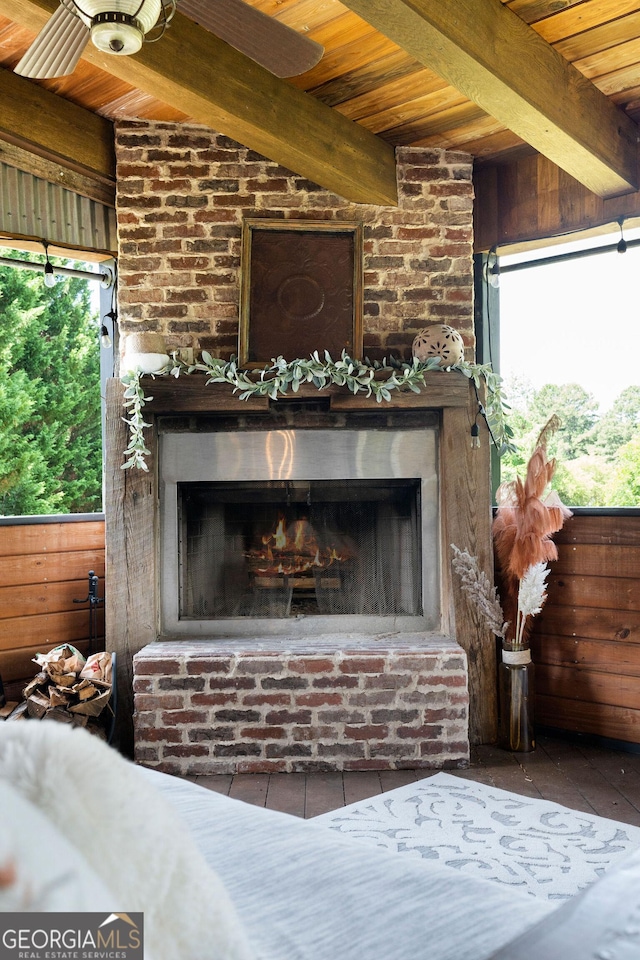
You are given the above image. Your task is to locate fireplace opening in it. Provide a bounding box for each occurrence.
[179,479,422,620]
[159,426,440,637]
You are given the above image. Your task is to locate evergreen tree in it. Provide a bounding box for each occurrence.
[0,254,102,516]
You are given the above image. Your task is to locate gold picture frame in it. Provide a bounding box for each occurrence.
[239,219,363,368]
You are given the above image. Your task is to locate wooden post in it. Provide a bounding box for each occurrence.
[441,388,497,745]
[104,378,157,756]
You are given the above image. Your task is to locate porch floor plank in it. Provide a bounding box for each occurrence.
[304,772,345,818]
[228,772,269,807]
[266,772,307,818]
[342,770,383,806]
[181,733,640,824]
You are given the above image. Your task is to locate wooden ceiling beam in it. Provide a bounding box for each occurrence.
[0,0,398,206]
[0,66,115,193]
[341,0,639,198]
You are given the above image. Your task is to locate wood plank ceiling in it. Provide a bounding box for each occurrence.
[1,0,640,205]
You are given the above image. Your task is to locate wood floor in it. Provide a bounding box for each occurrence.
[185,732,640,824]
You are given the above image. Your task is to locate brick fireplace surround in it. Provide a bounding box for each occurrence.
[106,121,495,775]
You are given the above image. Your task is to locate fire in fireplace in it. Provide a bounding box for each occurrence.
[179,478,422,620]
[159,427,439,637]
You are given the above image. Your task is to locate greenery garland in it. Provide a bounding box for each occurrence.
[121,350,514,471]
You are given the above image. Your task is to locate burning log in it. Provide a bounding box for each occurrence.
[246,514,356,580]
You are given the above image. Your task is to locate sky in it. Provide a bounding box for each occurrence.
[498,227,639,414]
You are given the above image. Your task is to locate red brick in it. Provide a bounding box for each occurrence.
[424,707,466,721]
[345,725,389,741]
[240,726,286,740]
[398,724,443,739]
[161,709,208,725]
[189,727,234,742]
[135,726,182,743]
[291,725,337,741]
[237,759,287,774]
[243,693,291,707]
[189,691,238,707]
[390,655,438,671]
[135,659,181,675]
[152,178,194,191]
[363,675,412,689]
[295,692,342,707]
[265,709,312,725]
[186,658,233,675]
[266,743,312,759]
[419,674,466,687]
[318,709,365,724]
[135,694,183,711]
[442,657,466,670]
[317,743,365,758]
[168,256,211,271]
[287,658,336,674]
[343,759,394,771]
[369,742,418,758]
[209,677,256,690]
[396,227,439,240]
[166,288,207,303]
[163,744,209,757]
[421,740,469,756]
[236,658,285,675]
[215,708,260,722]
[313,675,359,689]
[118,163,161,178]
[339,658,386,674]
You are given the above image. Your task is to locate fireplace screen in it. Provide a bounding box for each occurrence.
[159,426,439,636]
[179,479,422,619]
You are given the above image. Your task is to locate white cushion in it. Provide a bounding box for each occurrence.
[0,723,255,960]
[0,779,117,913]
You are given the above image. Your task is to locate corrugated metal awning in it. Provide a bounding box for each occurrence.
[0,162,117,255]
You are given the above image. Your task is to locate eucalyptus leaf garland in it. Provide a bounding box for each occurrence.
[120,350,514,471]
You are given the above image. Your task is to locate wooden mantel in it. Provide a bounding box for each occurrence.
[105,373,496,755]
[140,368,472,414]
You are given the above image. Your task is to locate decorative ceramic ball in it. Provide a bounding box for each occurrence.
[412,324,465,366]
[121,331,171,375]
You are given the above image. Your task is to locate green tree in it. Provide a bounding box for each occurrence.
[0,254,102,516]
[528,382,599,461]
[604,434,640,506]
[593,385,640,460]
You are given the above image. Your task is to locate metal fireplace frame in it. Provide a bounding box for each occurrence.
[159,427,440,638]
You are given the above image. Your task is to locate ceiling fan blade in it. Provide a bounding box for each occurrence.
[14,0,90,80]
[179,0,323,78]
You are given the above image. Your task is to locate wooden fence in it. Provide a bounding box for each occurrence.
[1,510,639,745]
[0,515,105,696]
[531,510,640,744]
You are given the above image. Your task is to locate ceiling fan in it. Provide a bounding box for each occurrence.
[14,0,324,80]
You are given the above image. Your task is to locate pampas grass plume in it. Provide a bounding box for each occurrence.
[515,562,549,646]
[451,544,509,639]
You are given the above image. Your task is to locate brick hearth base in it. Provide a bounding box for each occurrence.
[133,636,470,775]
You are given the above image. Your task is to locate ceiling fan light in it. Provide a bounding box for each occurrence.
[73,0,162,52]
[91,14,144,54]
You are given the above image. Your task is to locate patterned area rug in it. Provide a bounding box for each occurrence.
[314,772,640,901]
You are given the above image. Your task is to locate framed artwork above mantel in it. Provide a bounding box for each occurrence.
[239,219,363,367]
